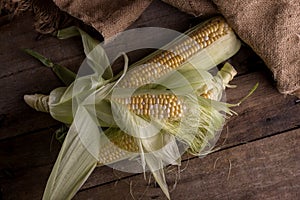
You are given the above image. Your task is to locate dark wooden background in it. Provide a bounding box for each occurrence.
[0,1,299,199]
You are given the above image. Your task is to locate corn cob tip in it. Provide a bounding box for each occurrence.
[24,94,50,113]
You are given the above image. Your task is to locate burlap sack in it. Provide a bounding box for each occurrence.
[212,0,300,97]
[2,0,299,97]
[165,0,300,97]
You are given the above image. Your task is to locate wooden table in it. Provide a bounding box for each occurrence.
[1,1,299,199]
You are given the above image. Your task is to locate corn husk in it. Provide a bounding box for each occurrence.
[23,17,248,200]
[23,48,76,86]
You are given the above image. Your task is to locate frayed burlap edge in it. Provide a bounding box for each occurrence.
[0,0,31,16]
[0,0,75,35]
[31,0,75,35]
[0,0,31,25]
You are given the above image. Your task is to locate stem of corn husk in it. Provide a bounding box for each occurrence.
[24,94,49,112]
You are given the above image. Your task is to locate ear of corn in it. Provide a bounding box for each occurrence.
[23,61,240,159]
[117,17,240,88]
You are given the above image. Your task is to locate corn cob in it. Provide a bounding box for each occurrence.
[98,129,139,165]
[104,95,227,163]
[112,91,220,120]
[117,17,240,88]
[113,93,184,119]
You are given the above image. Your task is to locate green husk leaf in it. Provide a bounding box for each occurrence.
[82,53,129,127]
[93,100,116,127]
[142,133,181,200]
[48,52,128,126]
[146,158,170,199]
[49,87,73,124]
[43,105,102,199]
[43,123,98,200]
[110,101,181,199]
[56,26,81,39]
[23,48,76,86]
[57,26,113,80]
[48,73,107,124]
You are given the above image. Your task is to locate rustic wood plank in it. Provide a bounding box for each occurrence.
[0,13,83,79]
[217,70,300,147]
[0,129,61,172]
[0,162,134,200]
[1,1,298,199]
[74,128,300,200]
[0,56,85,140]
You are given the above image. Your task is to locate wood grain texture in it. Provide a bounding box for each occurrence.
[0,129,61,172]
[0,0,299,199]
[0,13,83,79]
[1,69,299,199]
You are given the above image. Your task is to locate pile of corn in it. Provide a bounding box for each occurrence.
[24,17,242,200]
